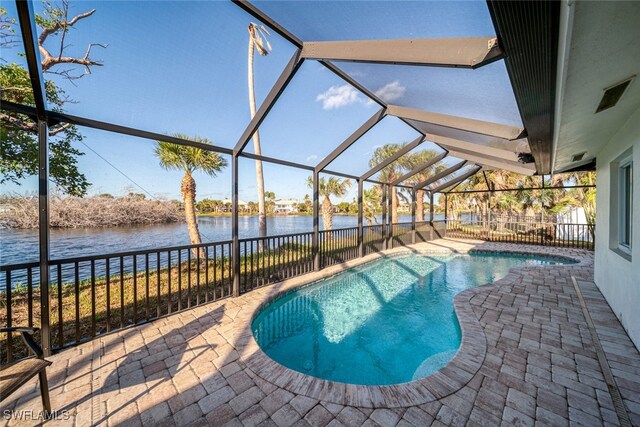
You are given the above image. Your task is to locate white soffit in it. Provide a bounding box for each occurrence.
[554,1,640,172]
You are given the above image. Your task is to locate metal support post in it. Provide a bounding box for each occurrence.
[444,193,448,222]
[411,188,416,244]
[381,184,387,250]
[386,185,393,248]
[312,170,320,270]
[231,155,240,297]
[429,191,435,240]
[357,179,363,257]
[38,120,51,356]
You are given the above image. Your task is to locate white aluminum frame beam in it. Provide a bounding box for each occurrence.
[390,151,448,186]
[359,135,424,181]
[446,150,535,175]
[424,133,521,162]
[301,37,503,68]
[387,105,525,140]
[413,160,467,191]
[430,165,483,193]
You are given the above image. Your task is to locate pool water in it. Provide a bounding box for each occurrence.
[252,252,570,385]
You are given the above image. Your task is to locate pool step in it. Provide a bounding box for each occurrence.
[412,349,457,380]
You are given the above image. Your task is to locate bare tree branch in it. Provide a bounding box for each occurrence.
[49,122,74,136]
[37,8,96,47]
[36,3,102,79]
[1,113,75,136]
[41,44,106,74]
[0,113,37,133]
[57,0,70,62]
[0,11,18,49]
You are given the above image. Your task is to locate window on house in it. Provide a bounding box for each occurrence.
[611,149,633,259]
[619,159,633,252]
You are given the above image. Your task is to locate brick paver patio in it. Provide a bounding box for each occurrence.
[2,239,639,426]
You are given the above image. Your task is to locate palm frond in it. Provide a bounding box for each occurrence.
[249,22,271,56]
[155,134,228,176]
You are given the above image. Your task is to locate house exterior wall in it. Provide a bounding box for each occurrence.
[594,106,640,349]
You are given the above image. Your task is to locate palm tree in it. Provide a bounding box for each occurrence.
[403,149,443,221]
[247,23,271,243]
[369,144,407,223]
[363,186,382,225]
[155,135,227,250]
[265,191,276,215]
[306,176,352,230]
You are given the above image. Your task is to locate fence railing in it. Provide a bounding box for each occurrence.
[319,227,359,268]
[391,222,413,248]
[239,232,314,293]
[1,226,390,363]
[363,224,384,255]
[1,218,594,363]
[1,241,233,362]
[445,220,594,249]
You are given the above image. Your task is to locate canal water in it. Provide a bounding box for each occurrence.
[1,214,451,265]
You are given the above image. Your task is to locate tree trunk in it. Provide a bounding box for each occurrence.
[248,37,267,246]
[416,189,425,222]
[391,187,399,223]
[321,196,333,231]
[181,172,203,257]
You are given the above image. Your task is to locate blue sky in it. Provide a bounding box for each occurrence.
[2,0,520,203]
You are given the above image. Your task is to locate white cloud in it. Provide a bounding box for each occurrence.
[316,84,361,110]
[317,80,406,110]
[374,80,406,103]
[306,154,318,162]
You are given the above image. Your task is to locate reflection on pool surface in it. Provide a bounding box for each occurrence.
[252,252,571,385]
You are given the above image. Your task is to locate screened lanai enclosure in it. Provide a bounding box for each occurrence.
[0,0,596,362]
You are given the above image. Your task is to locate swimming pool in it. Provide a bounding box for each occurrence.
[252,251,572,385]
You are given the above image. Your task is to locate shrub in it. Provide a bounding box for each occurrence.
[0,195,182,229]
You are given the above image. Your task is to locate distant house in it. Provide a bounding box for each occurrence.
[220,199,249,213]
[556,207,591,242]
[274,199,298,214]
[398,201,411,213]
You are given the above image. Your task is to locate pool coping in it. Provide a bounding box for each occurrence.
[231,243,591,408]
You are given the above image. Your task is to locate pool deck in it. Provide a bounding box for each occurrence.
[3,239,640,427]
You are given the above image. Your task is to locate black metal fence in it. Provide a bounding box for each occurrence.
[1,218,594,363]
[319,226,359,268]
[1,226,387,362]
[1,241,234,362]
[446,219,594,249]
[363,224,385,255]
[391,223,413,247]
[239,232,314,293]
